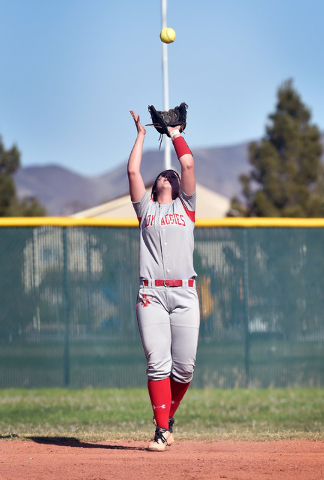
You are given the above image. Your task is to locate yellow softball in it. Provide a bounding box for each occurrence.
[160,27,176,44]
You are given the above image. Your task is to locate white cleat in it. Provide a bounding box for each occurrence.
[147,428,174,452]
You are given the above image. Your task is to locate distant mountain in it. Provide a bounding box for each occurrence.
[14,134,324,216]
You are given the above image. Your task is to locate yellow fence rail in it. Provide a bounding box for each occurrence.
[1,217,324,227]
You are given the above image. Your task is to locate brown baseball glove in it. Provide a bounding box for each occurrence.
[146,102,188,147]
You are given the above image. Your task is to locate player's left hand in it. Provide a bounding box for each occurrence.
[167,126,181,137]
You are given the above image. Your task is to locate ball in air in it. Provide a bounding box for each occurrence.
[160,27,176,44]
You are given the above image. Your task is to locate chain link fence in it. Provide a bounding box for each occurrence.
[0,219,323,389]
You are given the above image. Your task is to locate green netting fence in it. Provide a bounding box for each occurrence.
[0,218,323,389]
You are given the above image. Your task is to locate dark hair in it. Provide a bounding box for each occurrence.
[151,169,181,201]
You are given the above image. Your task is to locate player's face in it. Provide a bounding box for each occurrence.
[157,170,180,196]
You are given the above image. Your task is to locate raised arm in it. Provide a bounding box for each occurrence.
[127,111,146,202]
[168,127,195,196]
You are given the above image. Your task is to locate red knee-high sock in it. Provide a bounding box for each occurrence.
[148,378,171,430]
[169,377,190,418]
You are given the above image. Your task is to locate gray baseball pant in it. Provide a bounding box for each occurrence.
[136,284,200,382]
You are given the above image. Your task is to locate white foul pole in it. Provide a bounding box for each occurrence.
[161,0,171,170]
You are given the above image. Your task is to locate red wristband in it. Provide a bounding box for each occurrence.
[172,135,192,159]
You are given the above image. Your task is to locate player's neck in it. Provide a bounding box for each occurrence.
[156,191,174,204]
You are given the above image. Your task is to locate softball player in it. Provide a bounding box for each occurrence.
[128,110,200,451]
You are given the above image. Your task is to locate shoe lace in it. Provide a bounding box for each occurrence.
[154,428,168,444]
[168,417,174,433]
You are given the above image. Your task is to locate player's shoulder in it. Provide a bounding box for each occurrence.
[132,191,153,218]
[176,189,196,223]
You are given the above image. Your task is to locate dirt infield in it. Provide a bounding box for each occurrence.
[1,438,323,480]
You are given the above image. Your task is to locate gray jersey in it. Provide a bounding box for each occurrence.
[132,188,197,280]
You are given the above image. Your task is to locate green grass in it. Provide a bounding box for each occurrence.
[0,388,324,442]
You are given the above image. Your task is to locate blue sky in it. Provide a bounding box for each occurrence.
[1,0,324,176]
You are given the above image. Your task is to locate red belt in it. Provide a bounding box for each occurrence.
[143,279,194,287]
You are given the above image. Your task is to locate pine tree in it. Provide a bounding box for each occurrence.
[230,79,324,217]
[0,136,45,216]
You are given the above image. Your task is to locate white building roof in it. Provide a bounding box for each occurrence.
[71,183,230,219]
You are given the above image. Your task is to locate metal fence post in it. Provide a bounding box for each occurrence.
[243,228,251,387]
[63,227,70,387]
